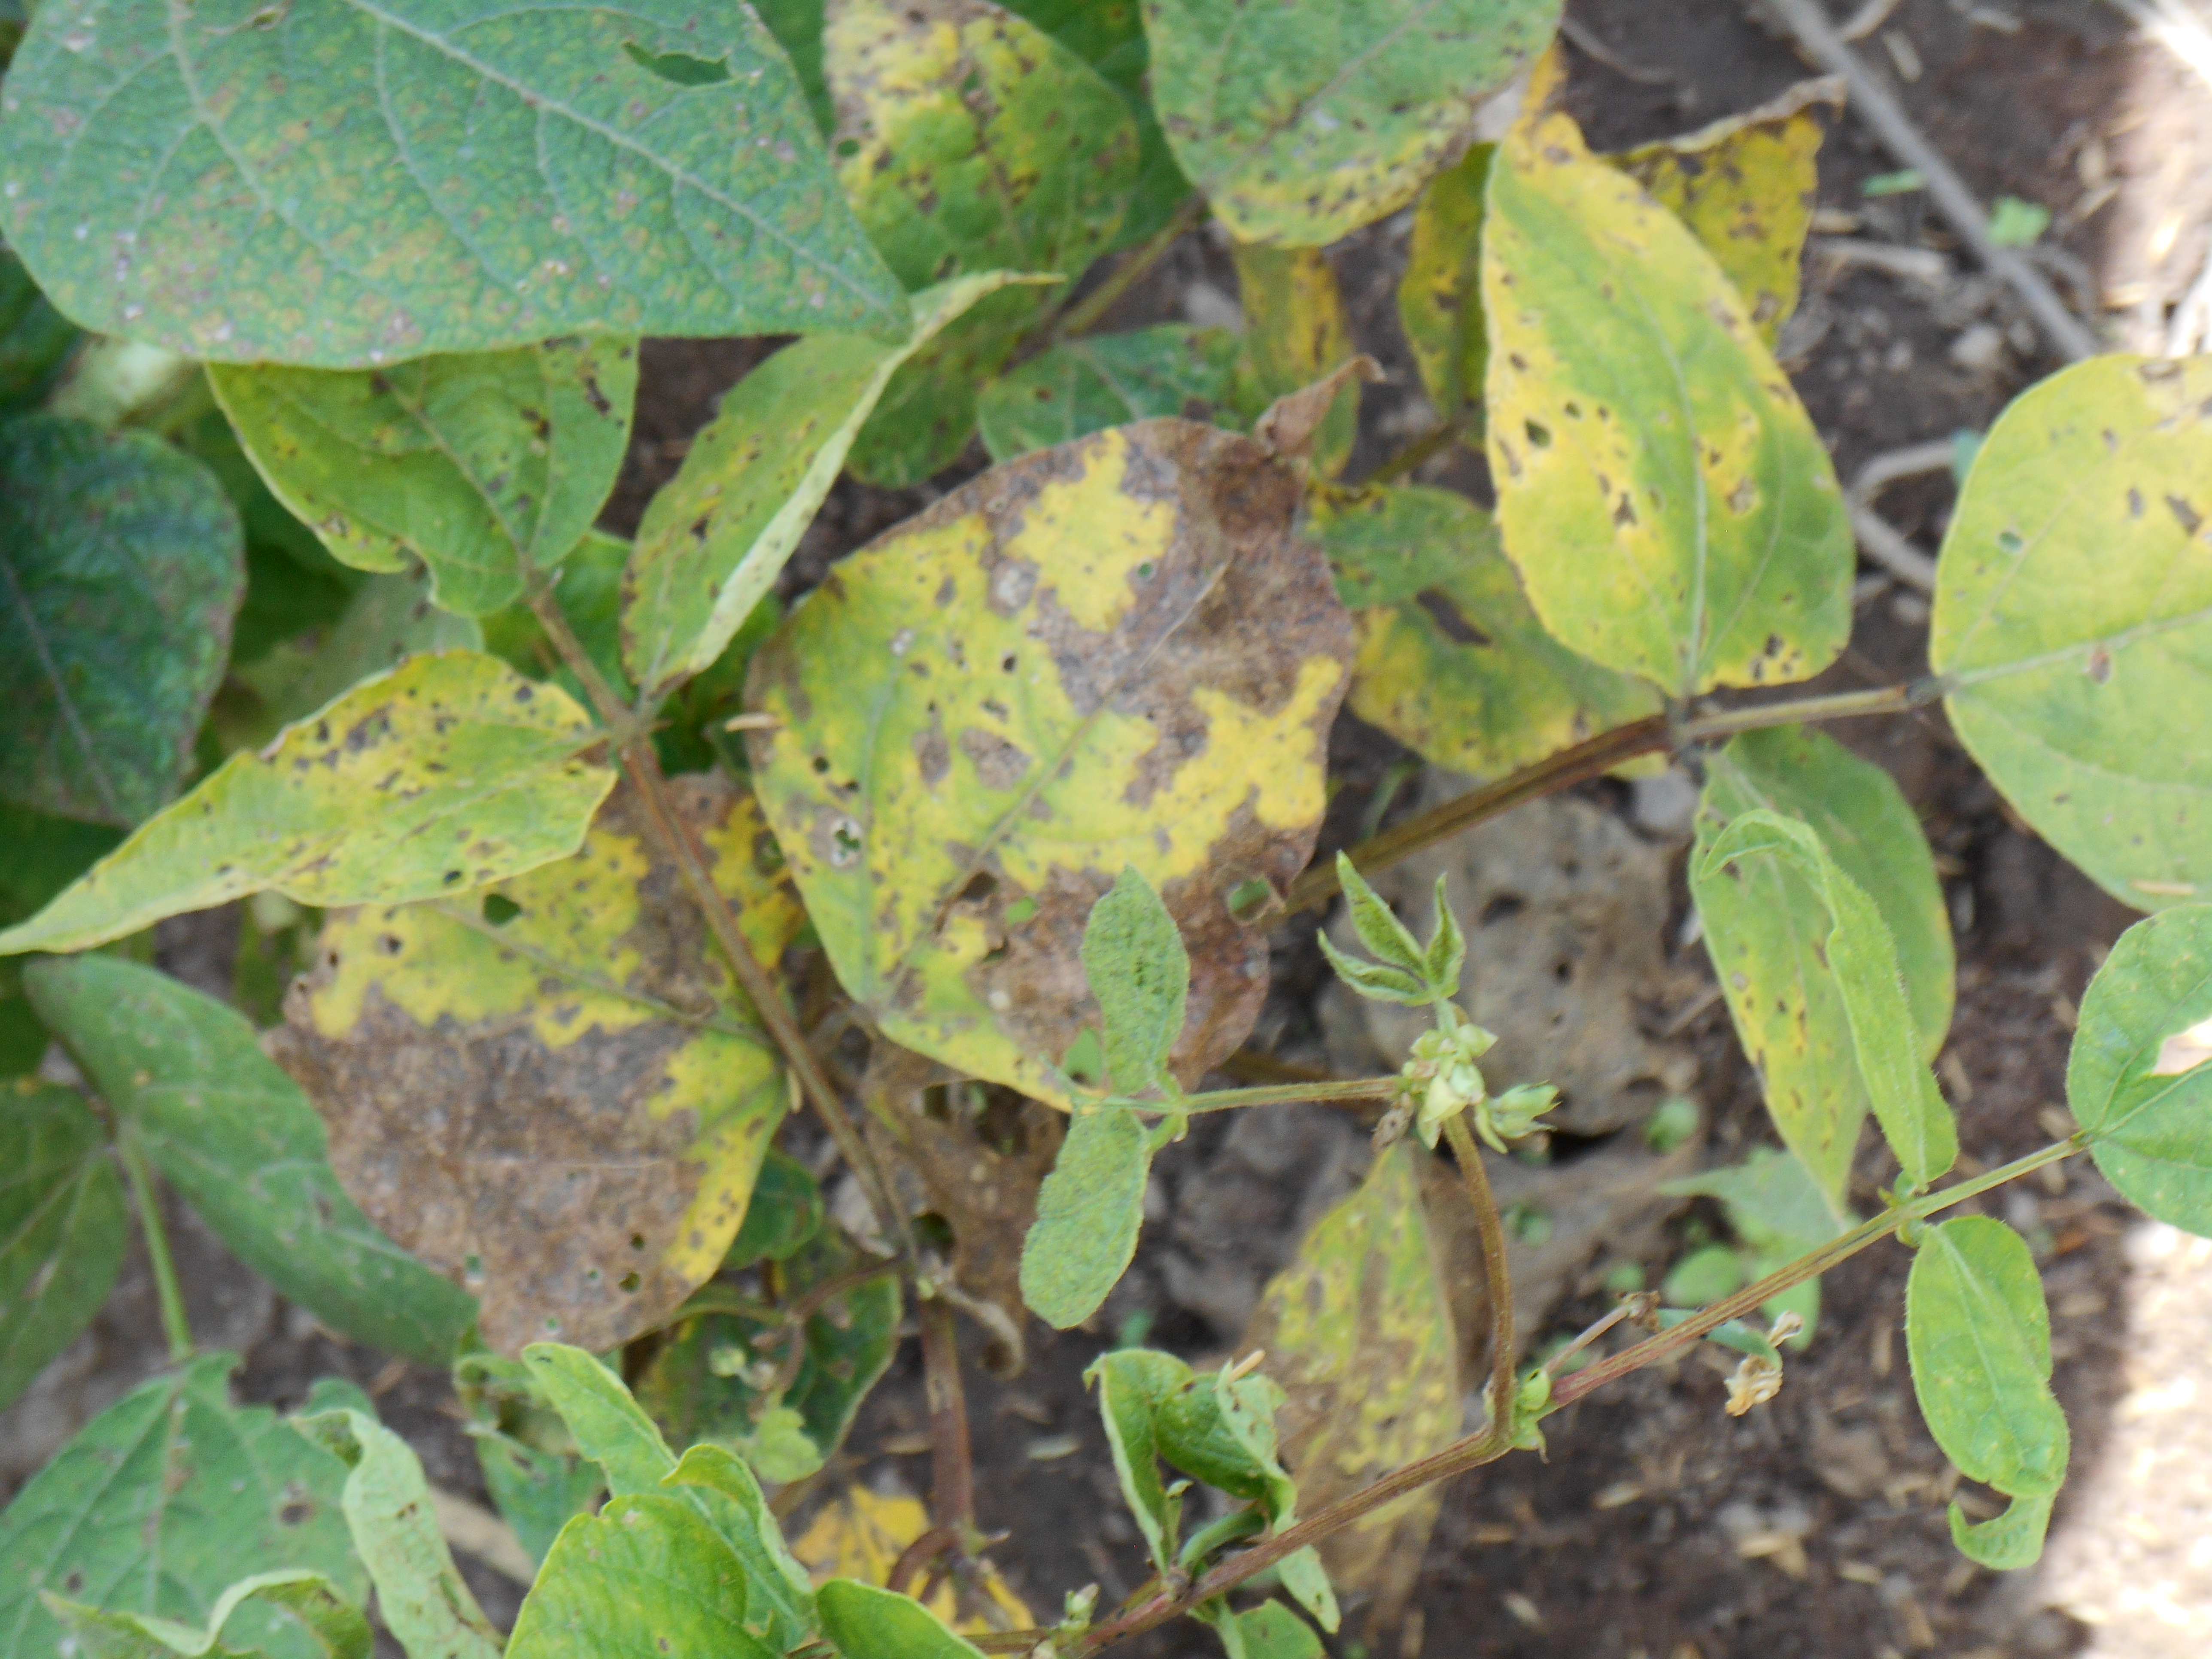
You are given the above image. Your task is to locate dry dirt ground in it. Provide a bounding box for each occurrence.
[7,4,2212,1658]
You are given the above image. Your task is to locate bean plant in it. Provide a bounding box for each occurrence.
[0,2,2206,1656]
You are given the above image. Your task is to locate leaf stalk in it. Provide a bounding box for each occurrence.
[118,1125,192,1365]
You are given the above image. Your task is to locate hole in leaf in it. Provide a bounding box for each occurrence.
[481,893,522,926]
[1524,419,1553,449]
[1003,896,1039,926]
[622,41,732,86]
[1226,877,1278,924]
[958,870,998,903]
[629,1233,647,1250]
[619,1272,642,1293]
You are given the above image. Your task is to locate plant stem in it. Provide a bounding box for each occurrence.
[1047,195,1208,344]
[1442,1113,1517,1434]
[1552,1135,2081,1408]
[118,1127,191,1365]
[1288,677,1952,913]
[1093,1076,1399,1114]
[1362,417,1463,486]
[524,588,914,1257]
[917,1294,978,1548]
[1074,1135,2082,1653]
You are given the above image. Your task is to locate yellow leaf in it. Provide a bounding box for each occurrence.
[1234,243,1359,480]
[1606,77,1845,346]
[748,420,1352,1106]
[791,1487,1031,1633]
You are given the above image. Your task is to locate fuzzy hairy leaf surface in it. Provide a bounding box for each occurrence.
[1606,77,1844,346]
[0,0,905,364]
[1241,1142,1459,1608]
[0,416,244,827]
[294,1412,500,1659]
[26,955,477,1364]
[1483,55,1853,696]
[1145,0,1558,246]
[269,775,800,1353]
[1020,1108,1152,1328]
[1699,808,1957,1190]
[1086,1348,1189,1574]
[0,1080,126,1413]
[2068,906,2212,1237]
[624,274,1016,690]
[830,0,1140,486]
[44,1571,369,1659]
[0,652,614,956]
[0,1356,366,1659]
[978,325,1245,465]
[1906,1216,2068,1566]
[1929,355,2212,910]
[209,340,637,618]
[748,421,1351,1106]
[1084,866,1190,1095]
[1331,484,1663,777]
[1232,245,1357,480]
[1692,727,1955,1202]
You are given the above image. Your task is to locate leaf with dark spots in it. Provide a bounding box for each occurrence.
[1930,355,2212,908]
[1604,78,1843,346]
[1484,51,1852,696]
[749,419,1352,1105]
[211,339,636,617]
[975,325,1249,465]
[0,416,244,828]
[829,0,1142,486]
[0,1355,365,1659]
[266,773,803,1353]
[0,652,615,957]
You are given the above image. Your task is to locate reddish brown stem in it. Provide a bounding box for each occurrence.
[918,1294,978,1547]
[1442,1113,1516,1431]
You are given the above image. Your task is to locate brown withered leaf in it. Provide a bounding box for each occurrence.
[748,419,1354,1107]
[269,774,802,1353]
[1241,1142,1460,1632]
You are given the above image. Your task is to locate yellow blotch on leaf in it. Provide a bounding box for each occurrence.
[792,1487,1031,1634]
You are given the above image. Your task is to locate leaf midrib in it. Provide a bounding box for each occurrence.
[0,519,127,823]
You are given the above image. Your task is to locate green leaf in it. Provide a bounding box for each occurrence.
[831,0,1142,486]
[978,326,1245,466]
[1660,1243,1746,1307]
[1154,1369,1294,1513]
[293,1412,500,1659]
[1200,1599,1325,1659]
[505,1494,775,1659]
[522,1343,675,1494]
[1906,1216,2068,1565]
[271,775,799,1353]
[1085,1347,1190,1573]
[25,956,476,1364]
[0,1080,127,1412]
[1314,938,1430,1006]
[1398,144,1493,429]
[636,1230,900,1473]
[623,273,1018,691]
[0,242,79,412]
[1483,61,1853,696]
[0,416,244,826]
[453,1355,604,1568]
[43,1571,370,1659]
[1083,867,1191,1096]
[1424,876,1466,1000]
[0,1355,365,1659]
[815,1578,985,1659]
[1950,1489,2057,1572]
[1333,851,1429,984]
[209,341,638,618]
[1242,1142,1459,1604]
[1692,727,1956,1202]
[1232,244,1358,480]
[0,805,119,1076]
[0,651,616,957]
[726,1147,826,1269]
[2067,905,2212,1236]
[0,0,906,365]
[1021,1109,1152,1329]
[1335,485,1667,777]
[747,420,1350,1106]
[1603,77,1844,346]
[1929,354,2212,909]
[1000,0,1191,245]
[1699,808,1958,1191]
[1662,1146,1849,1258]
[1145,0,1557,246]
[661,1444,820,1655]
